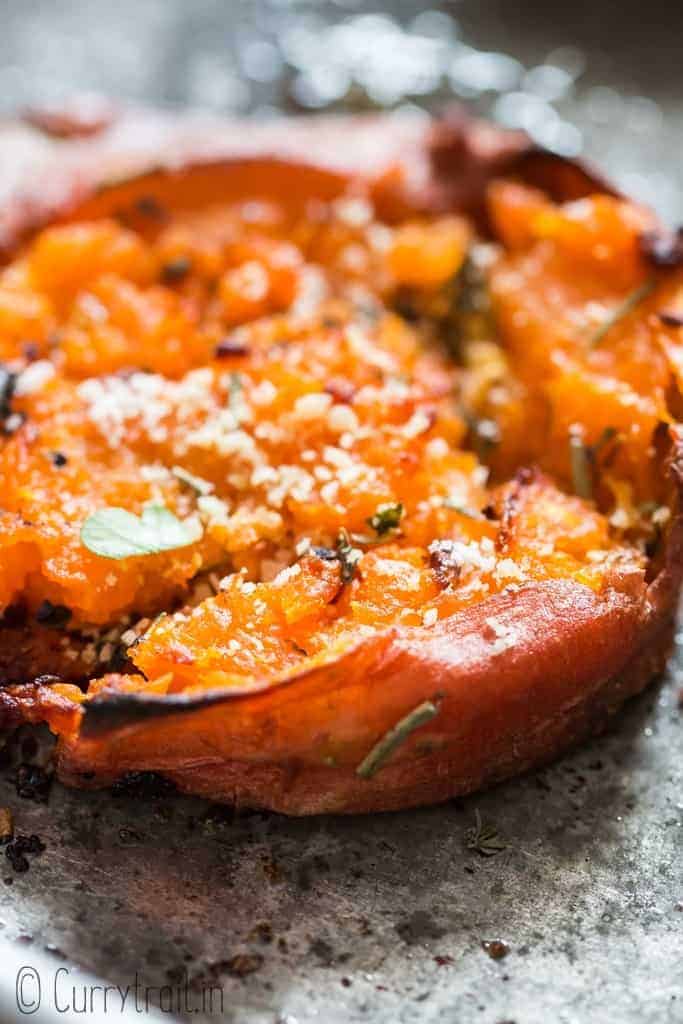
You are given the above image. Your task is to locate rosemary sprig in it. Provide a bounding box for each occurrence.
[356,700,440,779]
[465,809,507,857]
[569,426,619,501]
[589,279,656,347]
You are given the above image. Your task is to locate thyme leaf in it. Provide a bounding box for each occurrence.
[356,700,440,779]
[589,279,656,347]
[465,809,507,857]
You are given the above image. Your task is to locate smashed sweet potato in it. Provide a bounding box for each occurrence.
[1,111,682,813]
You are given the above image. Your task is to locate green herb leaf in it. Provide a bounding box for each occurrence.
[589,279,656,347]
[81,504,202,560]
[356,700,440,779]
[367,502,404,537]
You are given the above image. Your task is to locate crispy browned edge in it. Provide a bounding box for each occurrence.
[0,107,680,814]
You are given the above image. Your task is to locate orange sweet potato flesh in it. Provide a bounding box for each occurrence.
[2,110,683,814]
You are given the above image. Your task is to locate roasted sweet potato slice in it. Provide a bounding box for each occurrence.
[1,109,682,814]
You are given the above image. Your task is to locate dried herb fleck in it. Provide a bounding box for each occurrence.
[569,433,593,500]
[569,427,618,500]
[335,529,362,584]
[367,502,404,538]
[228,372,247,422]
[0,365,17,421]
[161,256,192,285]
[465,809,507,857]
[134,195,168,222]
[171,465,214,496]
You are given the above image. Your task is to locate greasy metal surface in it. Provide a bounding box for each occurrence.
[1,2,683,1022]
[1,666,682,1024]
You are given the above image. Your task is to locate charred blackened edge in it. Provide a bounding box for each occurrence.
[81,688,263,738]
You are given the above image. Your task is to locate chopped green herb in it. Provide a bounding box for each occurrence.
[589,279,656,347]
[81,504,202,560]
[465,809,507,857]
[336,528,362,584]
[171,465,214,496]
[367,502,404,537]
[356,700,440,779]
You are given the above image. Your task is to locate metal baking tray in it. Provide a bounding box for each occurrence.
[1,665,681,1023]
[1,2,683,1021]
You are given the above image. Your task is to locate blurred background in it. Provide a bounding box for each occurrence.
[1,0,682,220]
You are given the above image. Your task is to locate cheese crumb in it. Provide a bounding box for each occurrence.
[422,607,438,627]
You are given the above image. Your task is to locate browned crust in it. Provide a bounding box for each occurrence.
[1,107,681,814]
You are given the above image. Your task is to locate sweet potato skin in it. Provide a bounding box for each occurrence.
[1,109,682,814]
[50,577,664,814]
